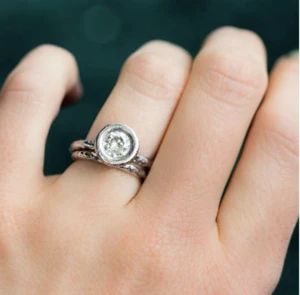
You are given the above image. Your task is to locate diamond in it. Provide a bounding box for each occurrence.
[95,124,139,165]
[103,130,131,159]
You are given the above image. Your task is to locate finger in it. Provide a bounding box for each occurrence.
[217,53,298,286]
[66,41,192,205]
[0,45,80,184]
[139,27,268,231]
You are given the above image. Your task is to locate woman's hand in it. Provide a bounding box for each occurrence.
[0,27,298,294]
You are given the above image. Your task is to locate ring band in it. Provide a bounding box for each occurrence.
[71,150,148,178]
[70,124,152,179]
[70,140,151,168]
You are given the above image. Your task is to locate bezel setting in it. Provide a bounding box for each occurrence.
[95,124,139,166]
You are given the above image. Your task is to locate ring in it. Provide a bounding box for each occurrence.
[70,124,152,179]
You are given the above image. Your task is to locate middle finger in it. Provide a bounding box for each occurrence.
[139,27,268,231]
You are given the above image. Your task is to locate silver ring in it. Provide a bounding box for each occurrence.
[70,124,152,179]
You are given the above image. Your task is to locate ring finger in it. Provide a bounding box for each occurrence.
[65,41,192,205]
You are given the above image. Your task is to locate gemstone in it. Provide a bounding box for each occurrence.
[103,130,131,159]
[96,124,138,165]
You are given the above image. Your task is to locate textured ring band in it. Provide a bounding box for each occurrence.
[71,150,147,178]
[70,124,152,179]
[70,140,151,168]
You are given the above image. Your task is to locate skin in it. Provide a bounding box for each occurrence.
[0,27,298,294]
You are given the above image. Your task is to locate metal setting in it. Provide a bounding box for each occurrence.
[70,124,152,179]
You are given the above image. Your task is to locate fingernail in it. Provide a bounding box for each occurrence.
[287,49,299,59]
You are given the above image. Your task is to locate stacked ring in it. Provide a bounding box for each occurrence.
[70,124,152,179]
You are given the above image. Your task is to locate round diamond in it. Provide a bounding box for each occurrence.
[95,124,139,165]
[104,130,131,159]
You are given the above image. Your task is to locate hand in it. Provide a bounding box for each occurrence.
[0,27,298,294]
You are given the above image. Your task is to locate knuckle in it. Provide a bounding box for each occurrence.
[5,70,47,94]
[258,109,298,165]
[195,50,268,106]
[35,44,77,66]
[123,50,187,100]
[209,26,264,46]
[3,71,48,108]
[34,44,78,76]
[232,28,265,46]
[2,45,78,108]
